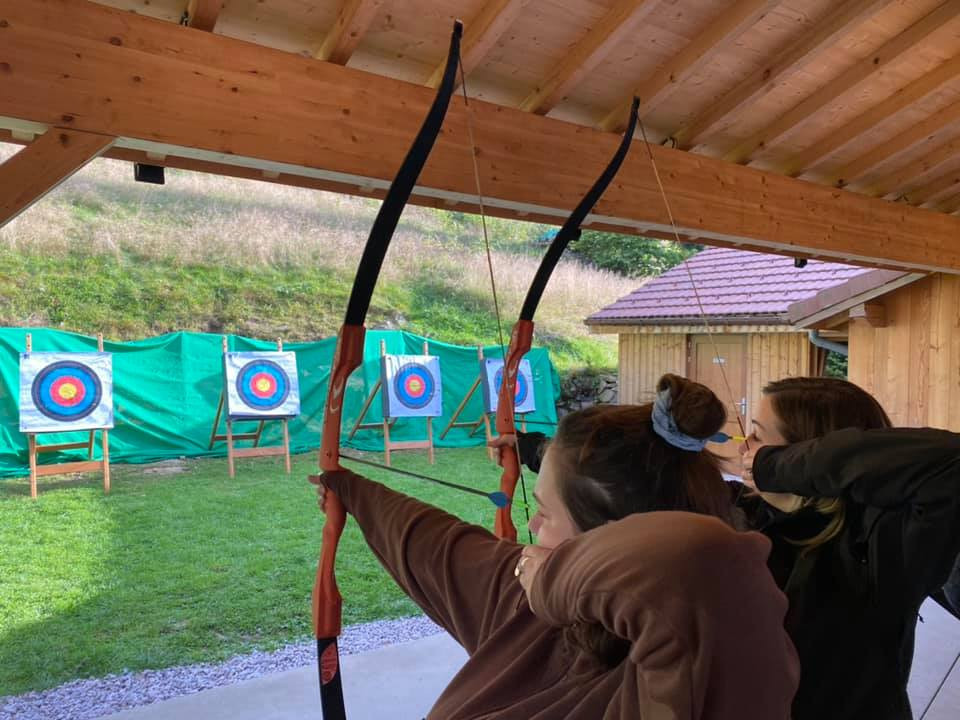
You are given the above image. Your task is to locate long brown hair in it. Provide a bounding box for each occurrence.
[548,374,735,667]
[762,377,892,549]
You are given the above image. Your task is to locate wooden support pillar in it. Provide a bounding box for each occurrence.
[0,128,115,228]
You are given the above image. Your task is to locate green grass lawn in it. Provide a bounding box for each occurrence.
[0,447,534,696]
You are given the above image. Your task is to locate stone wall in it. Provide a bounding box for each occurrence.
[557,369,618,416]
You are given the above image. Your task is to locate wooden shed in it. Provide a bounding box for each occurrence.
[787,268,960,429]
[586,248,871,452]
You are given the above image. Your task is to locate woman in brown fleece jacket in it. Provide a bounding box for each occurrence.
[318,374,799,719]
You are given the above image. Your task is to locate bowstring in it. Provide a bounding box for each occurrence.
[456,48,533,542]
[636,119,750,459]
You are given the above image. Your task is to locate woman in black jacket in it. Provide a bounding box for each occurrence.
[740,377,960,720]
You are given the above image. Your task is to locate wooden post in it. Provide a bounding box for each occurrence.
[101,426,111,494]
[28,433,37,500]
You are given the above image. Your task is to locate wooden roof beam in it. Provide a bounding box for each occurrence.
[8,0,960,274]
[601,0,779,133]
[672,0,890,150]
[782,52,960,178]
[184,0,222,32]
[0,127,114,227]
[723,0,960,165]
[425,0,530,89]
[314,0,384,64]
[519,0,658,115]
[832,97,960,187]
[936,192,960,214]
[863,134,960,198]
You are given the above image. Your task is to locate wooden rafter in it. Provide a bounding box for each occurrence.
[519,0,658,115]
[314,0,383,64]
[723,0,960,165]
[425,0,530,89]
[601,0,778,133]
[936,192,960,214]
[0,127,115,227]
[906,168,960,206]
[672,0,891,150]
[866,135,960,198]
[185,0,222,32]
[832,98,960,187]
[7,0,960,273]
[782,53,960,178]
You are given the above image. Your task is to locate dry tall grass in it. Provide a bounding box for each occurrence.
[0,143,638,343]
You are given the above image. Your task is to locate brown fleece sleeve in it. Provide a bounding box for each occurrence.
[323,470,524,654]
[528,512,799,720]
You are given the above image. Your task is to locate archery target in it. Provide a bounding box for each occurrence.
[382,355,442,418]
[20,352,114,432]
[224,352,300,419]
[482,358,536,414]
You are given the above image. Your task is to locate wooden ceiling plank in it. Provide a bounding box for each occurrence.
[185,0,222,32]
[907,167,960,206]
[833,98,960,187]
[866,135,960,198]
[7,0,960,273]
[601,0,780,133]
[0,127,115,227]
[425,0,530,89]
[722,0,960,165]
[314,0,384,65]
[673,0,890,150]
[519,0,658,115]
[782,53,960,177]
[936,192,960,214]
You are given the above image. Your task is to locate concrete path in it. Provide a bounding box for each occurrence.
[98,633,467,720]
[99,598,960,719]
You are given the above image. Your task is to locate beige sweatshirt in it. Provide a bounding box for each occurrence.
[324,470,798,719]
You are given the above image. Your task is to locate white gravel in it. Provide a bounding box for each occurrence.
[0,616,443,720]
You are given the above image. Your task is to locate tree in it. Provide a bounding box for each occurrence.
[569,231,701,277]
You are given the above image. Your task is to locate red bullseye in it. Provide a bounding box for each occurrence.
[404,376,425,397]
[50,376,86,407]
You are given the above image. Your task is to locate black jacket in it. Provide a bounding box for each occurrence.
[751,428,960,720]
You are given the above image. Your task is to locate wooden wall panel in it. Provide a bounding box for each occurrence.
[745,332,814,427]
[848,274,960,430]
[617,334,686,404]
[617,331,812,419]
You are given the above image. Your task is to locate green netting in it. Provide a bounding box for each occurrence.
[0,328,559,478]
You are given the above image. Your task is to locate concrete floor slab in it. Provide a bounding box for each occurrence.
[97,598,960,720]
[97,633,467,720]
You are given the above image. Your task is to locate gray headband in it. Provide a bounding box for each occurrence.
[651,388,709,452]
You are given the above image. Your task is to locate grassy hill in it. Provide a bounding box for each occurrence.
[0,144,638,371]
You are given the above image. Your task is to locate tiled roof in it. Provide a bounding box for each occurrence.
[587,248,871,324]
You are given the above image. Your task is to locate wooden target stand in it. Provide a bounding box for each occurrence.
[439,346,526,460]
[348,340,435,467]
[24,333,111,500]
[208,337,292,478]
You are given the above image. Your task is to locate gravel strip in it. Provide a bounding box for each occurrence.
[0,616,444,720]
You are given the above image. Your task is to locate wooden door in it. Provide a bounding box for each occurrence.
[688,334,747,473]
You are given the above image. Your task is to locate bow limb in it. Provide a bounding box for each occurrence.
[493,98,640,542]
[309,22,463,719]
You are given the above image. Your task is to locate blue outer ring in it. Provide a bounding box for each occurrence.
[236,359,290,411]
[31,360,103,422]
[392,363,436,410]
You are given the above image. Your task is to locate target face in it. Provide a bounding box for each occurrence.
[20,352,114,432]
[236,360,289,411]
[224,352,301,419]
[483,358,537,414]
[382,355,443,418]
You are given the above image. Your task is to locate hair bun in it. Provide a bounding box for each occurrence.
[656,374,727,440]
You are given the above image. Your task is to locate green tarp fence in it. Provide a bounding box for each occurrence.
[0,328,560,478]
